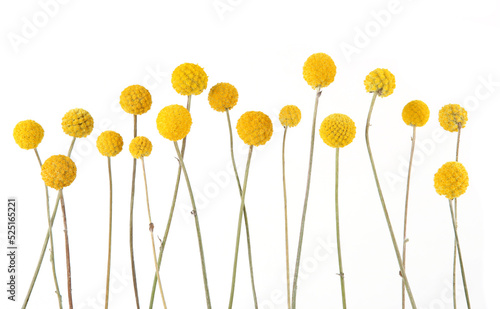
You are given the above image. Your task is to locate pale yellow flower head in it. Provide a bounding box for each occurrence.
[156,104,192,141]
[279,105,301,128]
[402,100,430,127]
[96,131,123,157]
[129,136,152,159]
[434,161,469,199]
[303,53,337,89]
[119,85,152,115]
[13,120,44,150]
[208,82,239,112]
[41,155,77,190]
[236,111,273,146]
[364,68,396,97]
[438,104,468,132]
[61,108,94,138]
[319,114,356,148]
[171,63,208,96]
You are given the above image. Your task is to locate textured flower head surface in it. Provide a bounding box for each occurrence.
[13,120,44,150]
[208,82,239,112]
[402,100,430,127]
[41,155,77,190]
[319,113,356,148]
[171,63,208,96]
[364,68,396,97]
[62,108,94,138]
[96,131,123,157]
[236,111,273,146]
[279,105,302,127]
[156,104,192,141]
[434,161,469,199]
[438,104,468,132]
[303,53,337,89]
[129,136,152,159]
[119,85,152,115]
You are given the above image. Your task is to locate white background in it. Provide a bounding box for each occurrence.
[1,0,499,308]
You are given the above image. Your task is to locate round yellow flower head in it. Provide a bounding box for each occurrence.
[13,120,44,150]
[208,82,239,112]
[156,104,192,141]
[129,136,152,159]
[119,85,152,115]
[319,114,356,148]
[96,131,123,157]
[41,155,77,190]
[171,63,208,96]
[364,68,396,97]
[438,104,468,132]
[303,53,337,89]
[434,161,469,199]
[279,105,301,127]
[62,108,94,138]
[236,111,273,146]
[402,100,430,127]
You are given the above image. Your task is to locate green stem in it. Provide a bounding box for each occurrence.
[105,156,112,309]
[282,126,291,309]
[335,148,347,309]
[59,190,73,309]
[452,123,461,309]
[129,114,140,309]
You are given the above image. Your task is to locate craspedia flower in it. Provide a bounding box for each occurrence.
[208,82,238,112]
[171,63,208,96]
[156,104,192,141]
[96,131,124,157]
[129,136,152,159]
[364,68,396,97]
[13,120,44,150]
[119,85,152,115]
[319,114,356,148]
[303,53,337,89]
[279,105,301,127]
[434,161,469,199]
[402,100,430,127]
[41,155,77,190]
[236,111,273,146]
[61,108,94,138]
[438,104,468,132]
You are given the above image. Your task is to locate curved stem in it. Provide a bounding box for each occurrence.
[60,190,73,309]
[105,157,112,309]
[129,115,140,309]
[282,126,291,309]
[452,123,461,309]
[335,148,347,309]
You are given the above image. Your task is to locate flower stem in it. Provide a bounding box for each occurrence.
[105,156,112,309]
[129,115,140,309]
[335,148,347,309]
[452,123,462,309]
[282,126,291,309]
[59,190,73,309]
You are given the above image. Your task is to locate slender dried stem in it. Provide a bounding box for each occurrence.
[452,123,462,309]
[60,190,73,309]
[105,156,112,309]
[282,126,291,309]
[335,148,347,309]
[129,115,140,309]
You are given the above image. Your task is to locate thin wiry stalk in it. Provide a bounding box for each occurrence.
[105,157,112,309]
[452,123,462,309]
[335,148,347,309]
[282,126,291,309]
[129,114,140,309]
[59,191,73,309]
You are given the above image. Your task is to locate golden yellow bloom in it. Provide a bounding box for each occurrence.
[129,136,152,159]
[303,53,337,89]
[208,82,238,112]
[402,100,430,127]
[13,120,44,150]
[434,161,469,199]
[41,155,77,190]
[156,104,192,141]
[61,108,94,138]
[119,85,152,115]
[171,63,208,96]
[236,111,273,146]
[319,114,356,148]
[279,105,301,127]
[364,68,396,97]
[96,131,123,157]
[438,104,468,132]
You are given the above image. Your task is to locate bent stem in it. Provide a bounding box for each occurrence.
[335,148,347,309]
[452,123,462,309]
[129,115,140,309]
[105,157,112,309]
[60,190,73,309]
[282,126,291,309]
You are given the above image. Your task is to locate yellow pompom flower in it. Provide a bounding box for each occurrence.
[96,131,124,157]
[171,63,208,96]
[303,53,337,89]
[208,82,239,112]
[156,104,193,141]
[319,114,356,148]
[279,105,301,127]
[129,136,152,159]
[402,100,430,127]
[62,108,94,138]
[236,111,273,146]
[438,104,468,132]
[13,120,44,150]
[119,85,152,115]
[41,155,77,190]
[434,161,469,199]
[364,68,396,97]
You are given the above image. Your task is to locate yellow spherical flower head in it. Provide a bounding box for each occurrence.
[13,120,44,150]
[62,108,94,138]
[96,131,123,157]
[303,53,337,89]
[402,100,430,127]
[119,85,152,115]
[208,82,239,112]
[438,104,468,132]
[129,136,152,159]
[156,104,192,141]
[41,155,77,190]
[319,114,356,148]
[364,68,396,97]
[279,105,301,127]
[434,161,469,199]
[236,111,273,146]
[171,63,208,96]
